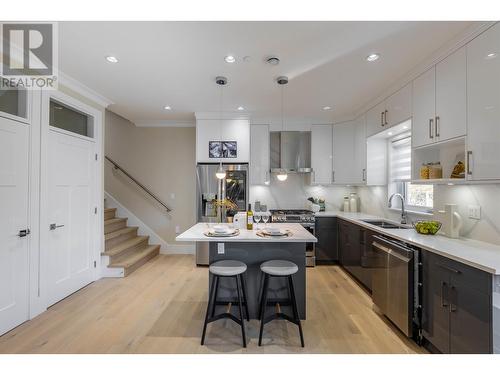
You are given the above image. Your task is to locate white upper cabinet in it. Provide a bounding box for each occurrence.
[365,84,411,138]
[249,124,270,185]
[333,120,365,184]
[466,23,500,181]
[354,115,367,184]
[311,124,333,184]
[366,101,386,137]
[412,67,436,148]
[435,47,467,142]
[412,47,467,148]
[385,83,412,128]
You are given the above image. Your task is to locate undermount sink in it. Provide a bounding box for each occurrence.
[361,219,407,229]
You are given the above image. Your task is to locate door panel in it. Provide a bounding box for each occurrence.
[466,23,500,180]
[311,125,333,184]
[422,251,450,353]
[366,101,386,137]
[385,83,412,128]
[449,279,492,353]
[435,47,467,142]
[47,130,95,306]
[333,121,359,184]
[0,117,29,335]
[412,68,436,148]
[315,217,338,262]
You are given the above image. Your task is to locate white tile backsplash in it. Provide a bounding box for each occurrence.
[253,175,500,246]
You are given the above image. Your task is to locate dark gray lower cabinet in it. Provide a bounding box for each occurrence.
[422,250,492,353]
[315,217,338,263]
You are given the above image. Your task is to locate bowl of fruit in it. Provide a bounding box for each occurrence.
[412,220,442,235]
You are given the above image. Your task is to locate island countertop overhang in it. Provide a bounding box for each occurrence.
[176,223,318,243]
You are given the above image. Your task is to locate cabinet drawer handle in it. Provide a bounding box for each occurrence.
[437,263,461,274]
[362,168,366,182]
[381,112,385,127]
[435,116,440,137]
[467,151,473,176]
[384,110,388,126]
[440,281,448,307]
[429,119,434,139]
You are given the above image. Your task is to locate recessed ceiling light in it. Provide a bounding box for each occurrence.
[486,52,498,59]
[224,55,236,63]
[105,55,118,63]
[322,106,332,111]
[164,106,172,110]
[237,106,244,111]
[366,53,380,62]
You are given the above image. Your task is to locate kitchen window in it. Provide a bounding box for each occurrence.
[388,132,433,213]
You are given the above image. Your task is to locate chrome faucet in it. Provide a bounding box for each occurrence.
[388,193,408,224]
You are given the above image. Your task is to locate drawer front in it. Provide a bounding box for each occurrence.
[428,251,491,294]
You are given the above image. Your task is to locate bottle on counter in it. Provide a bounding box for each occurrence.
[247,203,254,230]
[349,193,358,213]
[343,196,350,212]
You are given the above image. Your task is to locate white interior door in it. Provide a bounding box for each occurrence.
[0,116,30,335]
[47,130,96,306]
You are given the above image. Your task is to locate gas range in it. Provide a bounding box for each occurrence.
[270,209,316,226]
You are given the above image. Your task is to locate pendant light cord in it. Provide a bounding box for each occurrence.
[219,83,223,165]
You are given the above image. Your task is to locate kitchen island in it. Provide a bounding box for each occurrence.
[176,223,317,319]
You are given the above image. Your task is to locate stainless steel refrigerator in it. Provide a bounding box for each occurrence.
[195,163,249,265]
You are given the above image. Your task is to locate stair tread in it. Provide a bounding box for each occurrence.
[104,208,116,213]
[103,235,149,256]
[109,245,160,269]
[105,226,138,241]
[104,217,126,225]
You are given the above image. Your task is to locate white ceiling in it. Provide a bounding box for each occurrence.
[59,21,477,124]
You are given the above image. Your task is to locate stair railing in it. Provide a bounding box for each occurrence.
[105,156,172,212]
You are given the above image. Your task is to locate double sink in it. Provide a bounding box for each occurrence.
[361,219,408,229]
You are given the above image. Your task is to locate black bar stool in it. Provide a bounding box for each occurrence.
[201,260,249,347]
[258,260,304,347]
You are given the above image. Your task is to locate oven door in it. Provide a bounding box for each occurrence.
[303,224,316,267]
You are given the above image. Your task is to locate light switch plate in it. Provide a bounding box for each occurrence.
[468,205,481,220]
[175,225,180,234]
[217,243,225,254]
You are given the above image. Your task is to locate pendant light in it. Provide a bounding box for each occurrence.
[276,76,288,182]
[215,76,227,180]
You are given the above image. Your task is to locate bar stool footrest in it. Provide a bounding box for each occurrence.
[262,312,300,326]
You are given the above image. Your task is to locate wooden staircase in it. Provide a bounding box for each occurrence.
[103,207,160,277]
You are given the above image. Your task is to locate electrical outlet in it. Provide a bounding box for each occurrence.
[468,205,481,220]
[175,225,180,234]
[217,243,225,254]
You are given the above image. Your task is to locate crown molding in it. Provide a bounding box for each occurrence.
[58,71,114,109]
[135,120,195,128]
[194,111,250,121]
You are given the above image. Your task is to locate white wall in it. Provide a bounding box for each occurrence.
[196,117,250,163]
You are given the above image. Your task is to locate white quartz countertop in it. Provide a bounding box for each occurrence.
[176,223,318,243]
[316,211,500,275]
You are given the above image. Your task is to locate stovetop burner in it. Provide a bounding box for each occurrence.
[270,209,315,223]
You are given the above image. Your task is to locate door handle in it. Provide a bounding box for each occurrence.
[449,285,457,312]
[429,119,434,139]
[49,223,65,230]
[466,151,473,176]
[435,116,440,137]
[440,281,448,307]
[384,110,388,126]
[18,229,31,237]
[362,168,366,182]
[381,112,385,127]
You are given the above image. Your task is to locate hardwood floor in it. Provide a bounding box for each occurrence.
[0,255,425,354]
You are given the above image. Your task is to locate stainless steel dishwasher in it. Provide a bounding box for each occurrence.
[371,235,417,337]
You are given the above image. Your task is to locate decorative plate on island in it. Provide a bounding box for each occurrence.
[257,229,292,237]
[204,228,240,237]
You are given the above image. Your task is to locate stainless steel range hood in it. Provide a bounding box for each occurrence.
[270,131,312,173]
